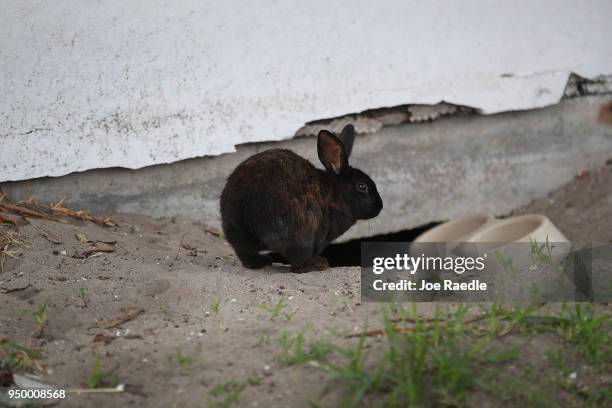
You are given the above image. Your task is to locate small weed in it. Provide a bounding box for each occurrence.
[78,288,88,308]
[495,251,515,273]
[545,349,569,374]
[340,294,354,313]
[208,380,247,408]
[544,349,583,395]
[17,308,30,317]
[88,354,103,388]
[480,345,520,364]
[33,302,48,338]
[211,298,221,315]
[247,375,262,386]
[160,303,169,315]
[257,296,287,321]
[277,331,293,354]
[478,302,547,336]
[307,340,335,363]
[276,330,333,365]
[256,333,269,347]
[583,384,612,406]
[0,339,45,375]
[545,347,612,407]
[529,236,555,264]
[283,310,296,322]
[484,371,558,407]
[87,354,119,388]
[557,304,611,363]
[175,348,193,375]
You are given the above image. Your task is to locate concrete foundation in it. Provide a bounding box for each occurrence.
[2,96,612,241]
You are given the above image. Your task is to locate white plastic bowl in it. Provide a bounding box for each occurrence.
[467,214,568,244]
[414,214,493,243]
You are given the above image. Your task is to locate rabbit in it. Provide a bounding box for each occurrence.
[220,124,383,273]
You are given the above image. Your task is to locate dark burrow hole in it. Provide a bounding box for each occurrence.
[269,222,439,267]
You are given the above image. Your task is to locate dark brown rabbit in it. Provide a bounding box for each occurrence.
[220,124,383,273]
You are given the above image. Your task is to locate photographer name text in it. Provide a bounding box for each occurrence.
[373,279,487,292]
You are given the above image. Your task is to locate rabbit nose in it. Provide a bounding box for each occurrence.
[375,195,383,212]
[365,197,383,219]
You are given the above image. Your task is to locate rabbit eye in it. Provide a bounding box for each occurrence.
[356,182,369,193]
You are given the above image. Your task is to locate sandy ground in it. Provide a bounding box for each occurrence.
[1,163,611,407]
[514,163,612,242]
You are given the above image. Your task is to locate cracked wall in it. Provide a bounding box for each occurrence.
[1,1,612,183]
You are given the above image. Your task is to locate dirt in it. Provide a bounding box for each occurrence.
[514,163,612,242]
[0,163,611,407]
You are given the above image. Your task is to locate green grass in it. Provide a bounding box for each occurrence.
[557,303,611,364]
[276,330,334,366]
[88,354,103,388]
[257,296,294,321]
[495,251,515,273]
[297,305,490,406]
[175,348,193,375]
[211,298,221,315]
[479,303,611,363]
[483,369,558,407]
[33,302,48,338]
[256,333,270,347]
[538,348,611,407]
[78,288,88,308]
[207,380,247,408]
[0,339,45,375]
[283,303,612,407]
[478,302,543,335]
[529,236,555,264]
[160,303,170,315]
[87,354,119,388]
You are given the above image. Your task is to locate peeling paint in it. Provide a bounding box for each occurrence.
[296,103,479,136]
[297,73,612,137]
[563,73,612,99]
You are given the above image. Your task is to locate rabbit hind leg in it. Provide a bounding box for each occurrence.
[285,240,329,273]
[223,222,272,269]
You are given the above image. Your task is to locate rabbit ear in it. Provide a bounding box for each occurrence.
[339,124,355,158]
[318,130,348,175]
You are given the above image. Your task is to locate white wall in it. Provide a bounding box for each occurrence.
[2,0,611,182]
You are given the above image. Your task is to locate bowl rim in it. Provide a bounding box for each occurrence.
[414,213,492,243]
[466,214,548,243]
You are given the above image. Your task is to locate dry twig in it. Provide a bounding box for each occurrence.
[205,228,221,237]
[0,203,47,219]
[0,214,18,229]
[74,247,115,259]
[49,197,116,227]
[96,306,144,329]
[0,195,116,227]
[0,231,21,273]
[175,232,186,260]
